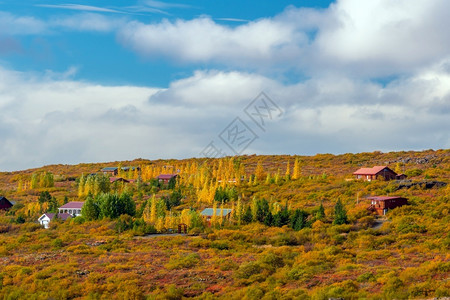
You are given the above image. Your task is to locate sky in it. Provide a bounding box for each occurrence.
[0,0,449,171]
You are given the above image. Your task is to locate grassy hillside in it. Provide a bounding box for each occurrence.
[0,149,449,299]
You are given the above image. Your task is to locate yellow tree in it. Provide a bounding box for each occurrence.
[150,195,157,224]
[211,201,218,227]
[17,179,23,192]
[236,198,242,225]
[180,209,192,227]
[78,174,85,198]
[255,161,265,181]
[292,158,301,180]
[285,161,290,179]
[143,199,151,223]
[274,169,280,184]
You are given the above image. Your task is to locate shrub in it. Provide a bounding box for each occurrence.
[165,253,200,270]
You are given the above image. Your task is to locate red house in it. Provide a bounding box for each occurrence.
[157,174,178,183]
[367,196,408,215]
[0,196,13,211]
[353,166,400,181]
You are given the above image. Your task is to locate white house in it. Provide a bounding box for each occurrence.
[38,213,72,229]
[58,201,84,216]
[38,201,84,228]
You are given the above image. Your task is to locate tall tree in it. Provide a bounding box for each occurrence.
[292,158,301,180]
[82,194,100,220]
[316,202,326,220]
[255,161,265,181]
[333,199,348,225]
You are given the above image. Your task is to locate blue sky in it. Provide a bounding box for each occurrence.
[0,0,449,171]
[1,0,332,86]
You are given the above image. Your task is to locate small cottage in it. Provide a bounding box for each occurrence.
[353,166,401,181]
[101,167,118,176]
[367,196,408,215]
[0,196,14,211]
[157,174,178,184]
[38,213,72,229]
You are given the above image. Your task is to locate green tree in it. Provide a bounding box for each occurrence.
[168,176,177,190]
[316,202,326,220]
[38,191,52,204]
[290,209,309,231]
[243,206,253,224]
[333,199,348,225]
[273,203,290,227]
[82,194,100,220]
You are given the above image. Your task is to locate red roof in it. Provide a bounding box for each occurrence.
[367,196,406,201]
[59,201,84,209]
[353,166,391,175]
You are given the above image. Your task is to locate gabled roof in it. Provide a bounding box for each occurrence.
[367,196,407,201]
[102,167,118,171]
[110,177,129,183]
[0,196,14,209]
[157,174,178,180]
[201,208,232,217]
[59,201,84,209]
[353,166,394,175]
[39,213,72,221]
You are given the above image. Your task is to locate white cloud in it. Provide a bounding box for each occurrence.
[0,11,47,35]
[117,0,450,77]
[51,13,125,32]
[118,16,307,66]
[0,65,449,171]
[314,0,450,76]
[36,4,123,14]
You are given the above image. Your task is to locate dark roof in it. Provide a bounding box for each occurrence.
[367,196,407,201]
[110,177,129,183]
[0,196,14,209]
[201,208,232,217]
[353,166,395,175]
[121,166,140,171]
[157,174,178,180]
[102,167,118,171]
[59,201,84,209]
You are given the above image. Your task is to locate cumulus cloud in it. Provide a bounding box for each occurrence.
[118,16,307,66]
[117,0,450,77]
[0,64,449,171]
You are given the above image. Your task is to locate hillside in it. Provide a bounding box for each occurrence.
[0,149,449,299]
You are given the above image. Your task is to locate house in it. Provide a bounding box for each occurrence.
[0,196,14,211]
[109,177,129,183]
[38,213,72,229]
[200,208,233,223]
[353,166,401,181]
[121,166,140,172]
[367,196,408,215]
[157,174,178,184]
[58,201,84,216]
[101,167,118,176]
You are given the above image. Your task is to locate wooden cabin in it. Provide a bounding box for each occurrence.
[367,196,408,215]
[353,166,401,181]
